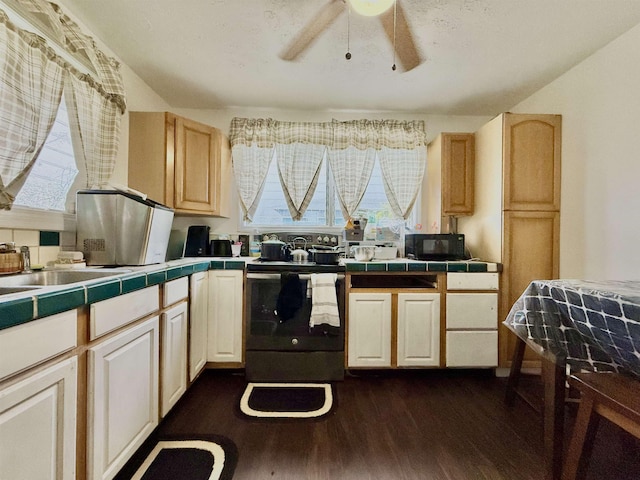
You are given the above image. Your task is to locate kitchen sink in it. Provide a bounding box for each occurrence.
[0,269,127,288]
[0,286,43,296]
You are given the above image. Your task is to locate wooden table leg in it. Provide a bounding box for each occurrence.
[505,336,526,406]
[542,356,566,480]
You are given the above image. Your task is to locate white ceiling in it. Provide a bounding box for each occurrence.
[63,0,640,115]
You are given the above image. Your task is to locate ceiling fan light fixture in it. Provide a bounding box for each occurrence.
[348,0,395,17]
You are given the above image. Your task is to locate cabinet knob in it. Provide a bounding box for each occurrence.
[291,338,299,345]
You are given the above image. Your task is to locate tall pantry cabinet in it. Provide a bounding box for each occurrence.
[457,113,561,368]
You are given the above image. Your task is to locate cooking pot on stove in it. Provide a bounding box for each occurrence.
[309,246,341,265]
[260,239,290,261]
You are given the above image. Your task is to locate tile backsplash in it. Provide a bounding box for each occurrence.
[0,229,76,266]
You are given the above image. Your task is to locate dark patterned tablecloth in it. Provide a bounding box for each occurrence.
[504,280,640,378]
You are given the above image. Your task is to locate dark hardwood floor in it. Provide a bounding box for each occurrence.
[152,369,640,480]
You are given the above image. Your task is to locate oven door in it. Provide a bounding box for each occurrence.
[245,272,345,351]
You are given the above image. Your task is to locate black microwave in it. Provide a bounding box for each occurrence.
[405,234,466,261]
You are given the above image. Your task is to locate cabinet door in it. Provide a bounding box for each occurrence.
[348,293,392,367]
[189,272,209,381]
[88,317,159,480]
[442,133,475,216]
[446,293,497,329]
[0,357,77,480]
[502,210,560,365]
[503,114,561,211]
[397,293,441,367]
[174,116,220,213]
[161,302,188,417]
[207,270,243,363]
[447,331,498,367]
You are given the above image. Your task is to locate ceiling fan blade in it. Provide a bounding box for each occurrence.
[379,1,423,72]
[279,0,346,61]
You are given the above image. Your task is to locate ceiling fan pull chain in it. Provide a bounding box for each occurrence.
[346,1,352,60]
[392,0,397,70]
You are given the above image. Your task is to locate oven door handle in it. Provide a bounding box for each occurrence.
[246,273,345,281]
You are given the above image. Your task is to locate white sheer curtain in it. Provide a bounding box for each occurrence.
[0,12,64,209]
[377,120,427,219]
[65,73,121,188]
[327,119,377,221]
[274,122,328,220]
[229,118,275,221]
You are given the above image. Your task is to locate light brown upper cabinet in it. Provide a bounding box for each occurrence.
[502,114,561,211]
[424,133,474,232]
[128,112,231,217]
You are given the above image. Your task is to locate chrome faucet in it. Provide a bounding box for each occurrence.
[20,246,31,272]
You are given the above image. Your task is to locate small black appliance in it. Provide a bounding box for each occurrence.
[405,233,467,261]
[211,239,232,257]
[184,225,210,256]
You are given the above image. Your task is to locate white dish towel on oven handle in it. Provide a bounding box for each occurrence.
[309,273,340,329]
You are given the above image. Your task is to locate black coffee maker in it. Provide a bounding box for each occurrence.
[184,225,210,256]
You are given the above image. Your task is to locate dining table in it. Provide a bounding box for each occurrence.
[503,279,640,480]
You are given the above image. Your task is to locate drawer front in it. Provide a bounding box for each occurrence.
[163,277,189,308]
[447,272,499,290]
[446,293,497,329]
[0,310,77,381]
[446,331,498,367]
[90,285,159,340]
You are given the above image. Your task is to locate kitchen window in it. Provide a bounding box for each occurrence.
[247,150,409,231]
[0,0,126,217]
[13,95,82,212]
[231,117,426,233]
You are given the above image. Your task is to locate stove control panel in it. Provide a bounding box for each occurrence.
[259,232,340,248]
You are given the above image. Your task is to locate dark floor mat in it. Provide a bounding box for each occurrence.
[114,433,237,480]
[239,382,334,419]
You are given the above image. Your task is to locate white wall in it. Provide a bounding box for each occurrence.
[511,23,640,280]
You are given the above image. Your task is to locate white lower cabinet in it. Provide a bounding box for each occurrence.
[207,270,243,363]
[161,302,188,416]
[87,316,160,480]
[348,292,440,368]
[445,273,499,367]
[446,330,498,367]
[0,357,77,480]
[397,293,440,367]
[189,271,209,381]
[348,293,392,367]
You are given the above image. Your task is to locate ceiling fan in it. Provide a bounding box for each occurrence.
[279,0,423,72]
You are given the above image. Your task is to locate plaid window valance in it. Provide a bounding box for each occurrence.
[229,117,427,221]
[230,117,426,150]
